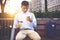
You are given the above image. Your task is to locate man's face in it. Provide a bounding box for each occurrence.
[21,5,28,13]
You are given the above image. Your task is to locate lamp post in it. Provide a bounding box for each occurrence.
[45,0,48,12]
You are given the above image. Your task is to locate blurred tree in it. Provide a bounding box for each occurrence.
[0,0,7,14]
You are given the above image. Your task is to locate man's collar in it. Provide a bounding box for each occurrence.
[21,11,28,14]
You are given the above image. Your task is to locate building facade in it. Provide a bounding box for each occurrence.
[47,0,60,11]
[29,0,41,12]
[41,0,45,12]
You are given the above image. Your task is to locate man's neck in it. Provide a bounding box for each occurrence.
[22,11,28,14]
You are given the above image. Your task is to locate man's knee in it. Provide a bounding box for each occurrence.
[33,36,41,40]
[16,34,26,40]
[16,35,22,40]
[16,36,20,40]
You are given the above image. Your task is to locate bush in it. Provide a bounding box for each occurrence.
[33,11,60,18]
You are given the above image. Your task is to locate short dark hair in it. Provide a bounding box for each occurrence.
[21,1,29,6]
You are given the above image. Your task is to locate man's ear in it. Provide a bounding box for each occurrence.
[21,6,22,8]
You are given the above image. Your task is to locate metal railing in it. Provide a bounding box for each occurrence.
[0,18,13,40]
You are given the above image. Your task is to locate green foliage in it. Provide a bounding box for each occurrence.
[33,11,60,18]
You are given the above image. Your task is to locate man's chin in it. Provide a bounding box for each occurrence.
[24,11,26,13]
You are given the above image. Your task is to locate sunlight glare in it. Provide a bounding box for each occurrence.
[4,0,23,14]
[4,0,31,14]
[26,0,31,2]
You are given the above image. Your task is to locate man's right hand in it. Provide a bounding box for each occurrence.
[16,22,22,28]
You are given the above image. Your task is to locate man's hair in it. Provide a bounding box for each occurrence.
[21,1,29,6]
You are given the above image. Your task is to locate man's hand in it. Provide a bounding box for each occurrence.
[26,16,32,22]
[16,22,22,28]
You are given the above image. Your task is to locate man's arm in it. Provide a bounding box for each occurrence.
[10,15,18,40]
[13,14,23,29]
[32,13,37,28]
[13,15,18,28]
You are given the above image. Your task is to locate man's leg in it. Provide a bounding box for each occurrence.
[28,30,41,40]
[15,30,26,40]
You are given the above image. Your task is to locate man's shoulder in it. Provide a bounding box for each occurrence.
[28,12,33,14]
[16,12,22,16]
[28,12,34,15]
[14,13,21,17]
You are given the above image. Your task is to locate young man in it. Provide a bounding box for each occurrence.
[13,1,41,40]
